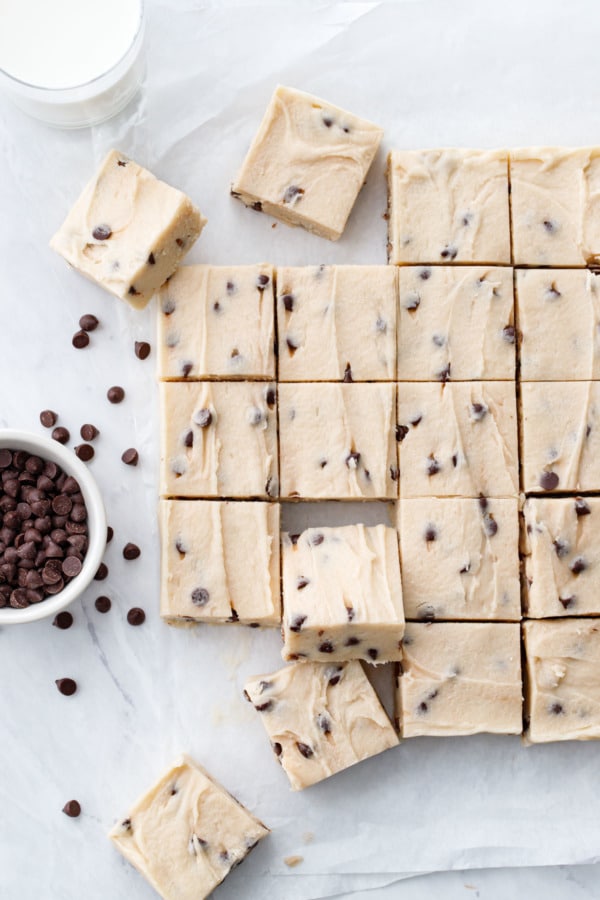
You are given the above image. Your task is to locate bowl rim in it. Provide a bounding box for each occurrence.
[0,428,107,625]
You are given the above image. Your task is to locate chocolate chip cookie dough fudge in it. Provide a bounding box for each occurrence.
[523,497,600,617]
[277,265,397,382]
[516,269,600,381]
[520,382,600,493]
[281,525,404,663]
[244,660,398,790]
[397,382,518,498]
[510,147,600,266]
[157,264,275,380]
[50,150,206,308]
[231,85,383,241]
[398,498,520,621]
[398,266,515,381]
[160,500,280,626]
[109,754,269,900]
[160,381,278,498]
[278,383,397,499]
[523,619,600,742]
[387,149,511,265]
[397,622,522,737]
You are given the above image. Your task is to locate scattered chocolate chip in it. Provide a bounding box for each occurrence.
[255,700,273,712]
[147,252,156,265]
[419,268,431,281]
[425,526,437,542]
[502,325,516,344]
[290,614,307,632]
[432,333,446,347]
[123,542,141,561]
[72,330,90,349]
[540,471,559,491]
[346,607,355,622]
[470,402,488,421]
[553,538,569,559]
[128,286,141,296]
[322,115,333,127]
[62,800,81,818]
[570,557,587,575]
[549,702,564,714]
[283,185,305,205]
[191,588,209,607]
[53,611,73,630]
[121,448,139,466]
[40,410,58,428]
[79,424,99,442]
[95,596,111,613]
[251,201,262,211]
[106,526,114,543]
[127,607,145,626]
[345,451,360,469]
[75,444,94,462]
[343,363,353,383]
[194,408,212,428]
[266,388,276,408]
[426,455,440,476]
[92,225,112,241]
[175,238,185,248]
[483,513,498,537]
[272,742,282,756]
[296,742,314,759]
[318,641,334,653]
[62,557,82,578]
[134,341,151,360]
[79,314,99,332]
[94,563,108,581]
[559,596,575,610]
[107,386,125,404]
[440,245,458,260]
[256,273,270,290]
[296,578,309,591]
[317,714,331,734]
[436,363,451,382]
[368,648,379,661]
[543,219,558,233]
[286,337,298,354]
[282,294,294,312]
[404,293,420,312]
[181,362,193,377]
[311,533,324,547]
[575,498,591,517]
[56,677,77,696]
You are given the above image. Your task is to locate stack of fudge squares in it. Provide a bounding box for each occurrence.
[50,84,600,899]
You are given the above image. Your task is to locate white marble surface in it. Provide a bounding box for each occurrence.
[2,1,600,898]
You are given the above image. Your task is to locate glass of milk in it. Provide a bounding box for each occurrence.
[0,0,145,128]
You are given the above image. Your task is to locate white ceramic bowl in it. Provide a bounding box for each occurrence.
[0,429,107,624]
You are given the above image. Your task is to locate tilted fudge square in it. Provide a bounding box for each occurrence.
[231,85,383,241]
[160,500,280,627]
[157,264,275,380]
[399,498,520,621]
[517,269,600,381]
[277,265,397,382]
[397,382,518,499]
[244,660,398,791]
[520,382,600,493]
[510,147,600,266]
[50,150,206,309]
[387,149,510,265]
[398,266,515,381]
[160,381,278,499]
[281,525,404,664]
[523,497,600,617]
[109,754,269,900]
[278,383,397,499]
[523,619,600,742]
[397,622,522,737]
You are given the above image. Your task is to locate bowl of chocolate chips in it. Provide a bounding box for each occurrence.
[0,429,106,624]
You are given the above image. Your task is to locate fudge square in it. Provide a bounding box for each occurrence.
[523,619,600,742]
[157,264,275,380]
[397,382,518,499]
[278,383,397,499]
[523,497,600,618]
[281,525,404,664]
[399,498,520,621]
[109,754,269,900]
[278,265,397,382]
[397,622,522,737]
[160,381,278,499]
[387,149,511,265]
[520,382,600,493]
[510,147,600,266]
[244,660,398,791]
[231,85,383,241]
[517,269,600,381]
[398,266,515,382]
[160,500,280,627]
[50,150,206,309]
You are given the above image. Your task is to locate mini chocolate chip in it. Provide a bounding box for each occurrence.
[296,742,314,759]
[554,539,569,558]
[559,596,575,609]
[135,341,151,360]
[437,363,451,382]
[228,608,239,622]
[540,471,559,491]
[478,495,488,510]
[426,456,440,476]
[56,678,77,696]
[181,362,193,377]
[79,314,99,332]
[286,337,298,354]
[92,225,111,240]
[282,294,294,312]
[311,533,324,547]
[121,448,139,466]
[272,742,282,756]
[94,563,108,581]
[255,700,273,712]
[257,273,270,289]
[425,526,437,542]
[75,444,94,462]
[251,201,262,211]
[346,451,361,469]
[127,607,145,626]
[147,252,156,265]
[72,330,89,349]
[543,219,558,233]
[346,607,355,622]
[317,714,331,734]
[191,588,209,607]
[62,800,81,818]
[471,402,488,421]
[575,498,591,517]
[107,386,125,404]
[318,641,334,653]
[549,702,564,714]
[368,648,379,661]
[290,614,306,632]
[95,596,111,613]
[80,424,99,441]
[571,557,587,575]
[40,410,58,428]
[123,542,141,560]
[319,459,327,468]
[502,325,516,343]
[460,563,471,574]
[440,245,458,260]
[297,578,309,591]
[184,431,194,448]
[483,514,498,537]
[53,611,73,630]
[404,293,420,312]
[266,388,276,408]
[194,408,212,428]
[546,282,561,299]
[345,636,360,646]
[417,701,428,714]
[128,286,140,296]
[283,185,305,204]
[343,363,353,383]
[432,334,446,347]
[322,115,333,127]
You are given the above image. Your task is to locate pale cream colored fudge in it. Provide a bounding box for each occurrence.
[520,382,600,493]
[399,498,520,621]
[523,497,600,617]
[387,149,510,265]
[231,85,383,241]
[397,382,518,498]
[244,661,398,790]
[50,150,206,309]
[510,147,600,266]
[109,754,269,900]
[160,381,278,499]
[517,269,600,381]
[397,622,522,737]
[157,264,275,380]
[160,500,280,626]
[523,619,600,742]
[398,266,515,381]
[278,265,397,382]
[278,383,397,499]
[281,525,404,664]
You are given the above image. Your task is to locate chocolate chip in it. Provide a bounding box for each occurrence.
[317,714,331,734]
[123,542,141,561]
[440,245,458,260]
[290,614,306,632]
[273,742,283,756]
[470,403,488,421]
[546,282,561,299]
[121,448,138,466]
[549,702,565,714]
[128,286,140,296]
[251,201,263,211]
[322,115,333,127]
[419,268,431,281]
[425,526,437,542]
[194,408,212,428]
[92,225,112,240]
[266,388,276,408]
[502,325,516,344]
[575,498,591,517]
[286,337,298,354]
[191,588,209,606]
[570,557,587,575]
[127,607,145,626]
[346,451,360,469]
[72,330,90,349]
[254,700,273,712]
[79,314,99,332]
[404,293,420,312]
[478,496,488,511]
[540,471,559,491]
[107,386,125,404]
[282,294,294,312]
[56,677,77,696]
[106,526,114,544]
[432,334,446,347]
[311,533,324,547]
[346,607,355,622]
[345,636,360,647]
[62,800,81,818]
[483,513,498,537]
[367,648,379,661]
[181,362,193,377]
[296,578,309,591]
[318,641,334,653]
[426,456,440,476]
[257,273,270,290]
[283,185,304,204]
[80,424,99,442]
[94,563,108,581]
[436,363,451,382]
[559,596,575,609]
[543,219,558,233]
[95,596,111,613]
[296,742,314,759]
[75,444,94,462]
[134,341,151,360]
[53,611,73,630]
[553,539,570,559]
[343,363,353,383]
[62,557,82,578]
[40,410,58,428]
